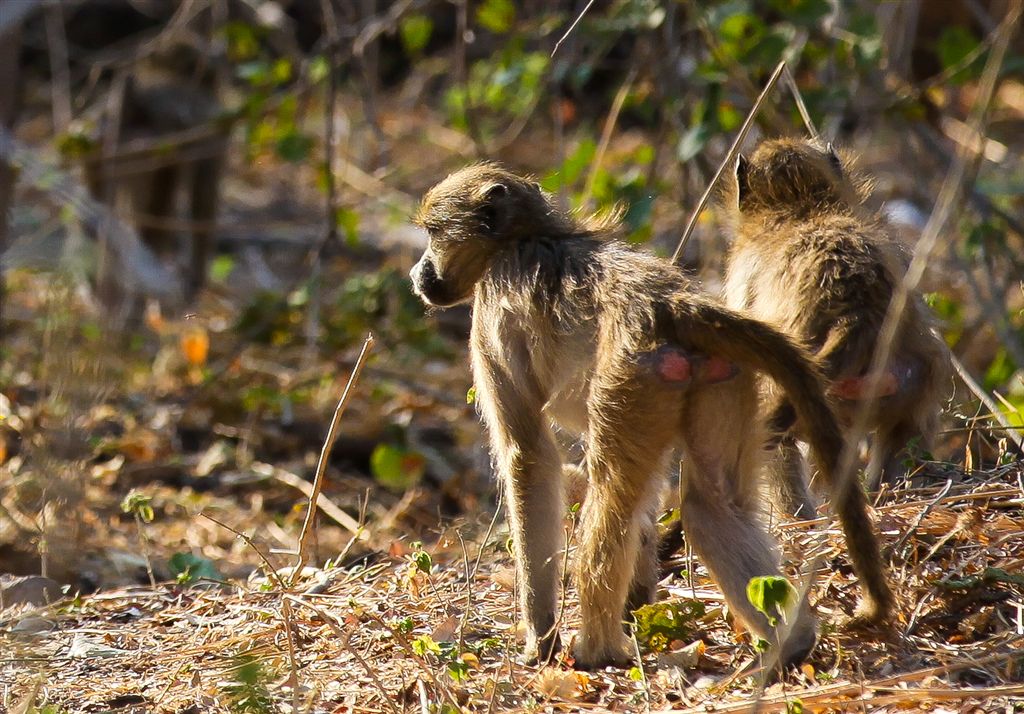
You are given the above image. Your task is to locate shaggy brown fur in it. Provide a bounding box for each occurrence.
[410,163,892,670]
[724,138,951,515]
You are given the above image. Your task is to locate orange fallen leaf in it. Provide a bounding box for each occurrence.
[180,326,210,367]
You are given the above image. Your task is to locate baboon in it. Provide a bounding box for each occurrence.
[410,164,892,670]
[84,41,229,309]
[724,138,950,517]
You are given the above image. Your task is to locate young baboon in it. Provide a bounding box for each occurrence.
[84,41,229,309]
[410,164,892,670]
[724,138,950,516]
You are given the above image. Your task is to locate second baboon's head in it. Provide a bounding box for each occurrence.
[409,163,575,307]
[732,138,867,218]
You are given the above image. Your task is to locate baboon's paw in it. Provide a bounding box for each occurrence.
[571,638,633,671]
[778,631,817,671]
[847,595,894,630]
[523,631,562,666]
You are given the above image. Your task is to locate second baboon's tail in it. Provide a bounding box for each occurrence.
[672,299,894,621]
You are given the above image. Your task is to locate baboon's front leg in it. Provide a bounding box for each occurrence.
[500,426,564,663]
[475,356,565,664]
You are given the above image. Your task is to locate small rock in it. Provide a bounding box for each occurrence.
[68,633,128,658]
[9,616,56,635]
[0,574,62,609]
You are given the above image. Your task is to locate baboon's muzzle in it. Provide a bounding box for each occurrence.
[410,256,458,307]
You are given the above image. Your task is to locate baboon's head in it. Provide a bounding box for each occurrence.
[410,163,572,307]
[732,138,868,218]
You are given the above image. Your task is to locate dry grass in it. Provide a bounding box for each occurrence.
[2,460,1022,712]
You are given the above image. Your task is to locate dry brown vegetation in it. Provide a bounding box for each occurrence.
[2,0,1024,712]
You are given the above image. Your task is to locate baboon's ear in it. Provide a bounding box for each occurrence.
[735,154,750,207]
[826,142,843,175]
[477,182,509,233]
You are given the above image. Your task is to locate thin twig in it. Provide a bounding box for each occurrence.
[783,64,817,139]
[552,0,597,58]
[582,65,638,207]
[43,0,71,133]
[265,463,369,540]
[294,333,375,576]
[457,488,504,649]
[285,595,401,714]
[891,478,954,555]
[202,513,286,589]
[951,353,1024,450]
[281,596,301,712]
[671,61,787,263]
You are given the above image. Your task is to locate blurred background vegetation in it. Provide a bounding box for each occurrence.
[0,0,1022,589]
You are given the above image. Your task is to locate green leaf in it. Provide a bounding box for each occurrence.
[541,139,596,192]
[937,26,980,82]
[627,666,644,681]
[412,634,442,657]
[309,55,330,84]
[412,549,432,574]
[786,698,805,714]
[275,131,314,163]
[400,14,433,54]
[334,207,361,247]
[56,131,97,159]
[370,444,426,492]
[632,600,705,652]
[984,348,1016,390]
[222,21,261,61]
[120,491,155,523]
[270,58,293,85]
[210,255,236,284]
[168,552,223,583]
[466,385,477,404]
[746,576,795,627]
[476,0,515,33]
[447,659,470,682]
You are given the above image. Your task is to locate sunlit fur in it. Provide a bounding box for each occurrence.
[410,163,892,670]
[724,138,951,512]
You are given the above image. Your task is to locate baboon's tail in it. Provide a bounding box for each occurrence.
[672,299,894,621]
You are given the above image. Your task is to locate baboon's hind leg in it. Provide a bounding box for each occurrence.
[681,385,817,668]
[574,375,679,670]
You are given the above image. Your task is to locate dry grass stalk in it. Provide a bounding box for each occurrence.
[671,60,787,262]
[294,332,375,574]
